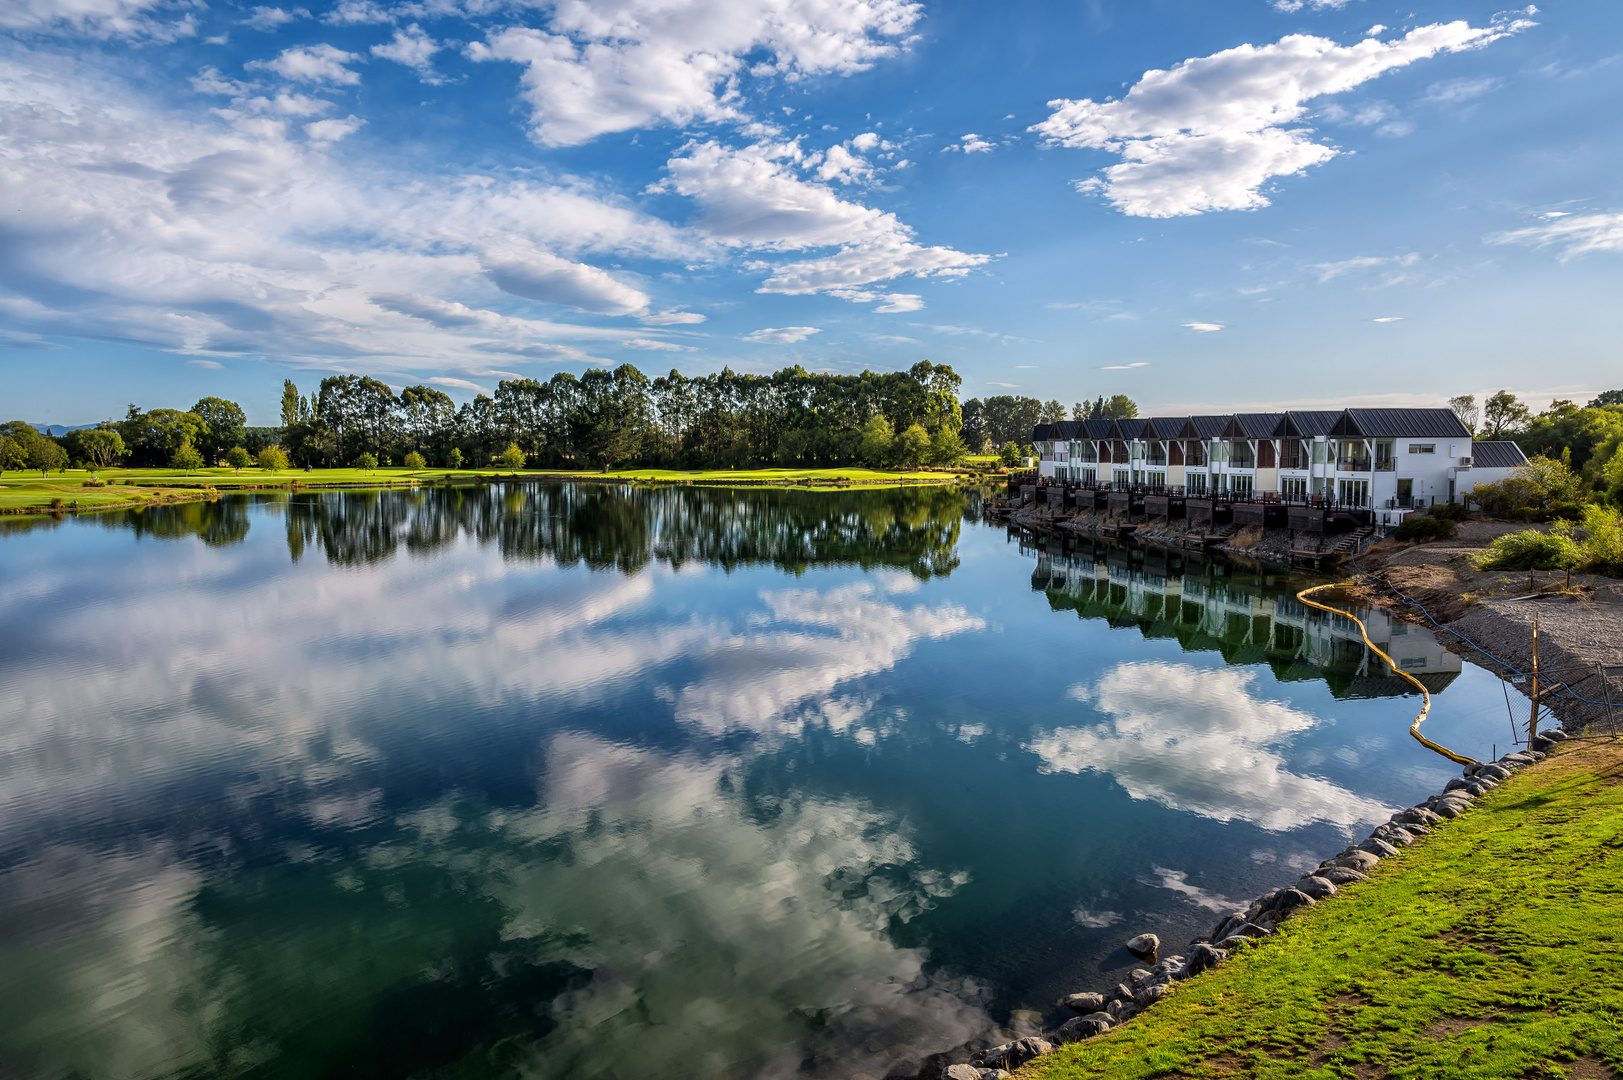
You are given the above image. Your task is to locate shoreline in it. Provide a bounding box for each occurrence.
[0,467,983,517]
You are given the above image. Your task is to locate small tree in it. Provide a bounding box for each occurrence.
[225,446,252,472]
[1448,394,1479,434]
[498,443,525,470]
[79,428,127,469]
[403,450,426,470]
[448,447,464,469]
[1483,390,1530,438]
[30,438,68,476]
[258,445,290,471]
[356,452,379,472]
[858,415,894,466]
[894,423,932,468]
[171,440,204,474]
[999,441,1024,468]
[928,424,968,466]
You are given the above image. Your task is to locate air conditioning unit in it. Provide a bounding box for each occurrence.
[1457,457,1472,468]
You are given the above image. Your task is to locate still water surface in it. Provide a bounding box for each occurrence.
[0,485,1517,1080]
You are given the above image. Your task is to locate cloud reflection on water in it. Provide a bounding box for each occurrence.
[1026,661,1392,832]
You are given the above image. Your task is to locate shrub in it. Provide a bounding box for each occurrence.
[50,497,64,509]
[81,477,106,488]
[356,452,379,472]
[1394,514,1455,542]
[1430,502,1471,523]
[1571,504,1623,577]
[1476,529,1584,572]
[257,445,289,471]
[1471,455,1581,515]
[402,450,426,470]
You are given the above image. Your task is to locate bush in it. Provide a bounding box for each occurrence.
[257,445,289,471]
[1476,529,1584,572]
[1569,504,1623,577]
[402,450,427,470]
[82,477,106,488]
[1394,514,1455,542]
[1430,502,1471,523]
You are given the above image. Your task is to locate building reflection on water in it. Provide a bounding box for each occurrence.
[1020,529,1460,698]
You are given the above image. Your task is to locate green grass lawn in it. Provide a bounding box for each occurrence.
[1019,739,1623,1079]
[0,464,976,514]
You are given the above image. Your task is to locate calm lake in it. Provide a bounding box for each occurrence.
[0,485,1519,1080]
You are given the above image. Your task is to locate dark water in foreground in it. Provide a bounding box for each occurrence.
[0,485,1520,1080]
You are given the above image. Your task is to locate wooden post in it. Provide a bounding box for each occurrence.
[1529,610,1540,745]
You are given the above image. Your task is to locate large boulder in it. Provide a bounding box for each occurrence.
[1316,866,1369,886]
[1431,800,1468,819]
[1370,825,1415,846]
[1184,942,1227,976]
[1269,888,1317,919]
[1502,752,1537,766]
[1331,850,1381,872]
[943,1065,983,1080]
[1357,837,1400,857]
[1134,983,1170,1007]
[1476,764,1512,782]
[1104,999,1138,1023]
[1061,992,1107,1015]
[1210,911,1249,941]
[1053,1014,1113,1044]
[976,1037,1051,1071]
[1296,875,1339,900]
[1397,807,1442,826]
[1107,982,1134,1003]
[1125,933,1160,961]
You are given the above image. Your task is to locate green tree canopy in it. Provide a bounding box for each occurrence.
[191,397,246,461]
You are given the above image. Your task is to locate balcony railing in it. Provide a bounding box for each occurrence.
[1337,460,1372,473]
[1374,461,1394,471]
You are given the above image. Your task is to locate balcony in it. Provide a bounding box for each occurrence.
[1374,460,1394,472]
[1337,460,1372,473]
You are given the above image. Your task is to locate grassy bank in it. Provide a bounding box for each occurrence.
[0,465,983,515]
[1021,739,1623,1079]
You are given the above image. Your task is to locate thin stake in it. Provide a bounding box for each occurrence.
[1600,663,1618,740]
[1529,610,1540,745]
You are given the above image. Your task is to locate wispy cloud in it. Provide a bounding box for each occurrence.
[1100,361,1150,369]
[1182,323,1223,332]
[1489,212,1623,259]
[744,326,821,344]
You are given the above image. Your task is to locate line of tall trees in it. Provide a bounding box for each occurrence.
[275,362,971,469]
[1447,390,1623,505]
[1,362,988,473]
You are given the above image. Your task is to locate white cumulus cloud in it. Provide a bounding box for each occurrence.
[246,43,363,85]
[1031,19,1533,217]
[0,0,196,40]
[481,242,652,316]
[371,24,442,80]
[656,140,989,307]
[465,0,923,147]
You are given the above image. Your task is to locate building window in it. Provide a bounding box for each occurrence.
[1409,443,1435,454]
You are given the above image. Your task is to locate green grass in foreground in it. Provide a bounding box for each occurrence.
[1021,740,1623,1079]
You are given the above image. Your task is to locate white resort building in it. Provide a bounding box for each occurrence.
[1033,408,1528,510]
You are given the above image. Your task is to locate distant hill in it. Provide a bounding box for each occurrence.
[31,424,98,436]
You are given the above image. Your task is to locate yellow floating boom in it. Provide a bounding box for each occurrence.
[1297,583,1478,767]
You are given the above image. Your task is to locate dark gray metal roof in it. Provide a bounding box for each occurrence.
[1471,441,1528,469]
[1032,423,1054,441]
[1109,418,1147,440]
[1083,419,1114,439]
[1335,408,1472,438]
[1179,415,1230,438]
[1141,417,1187,439]
[1051,419,1083,439]
[1276,410,1342,438]
[1232,412,1285,438]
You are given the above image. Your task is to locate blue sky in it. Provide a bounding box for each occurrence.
[2,0,1620,425]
